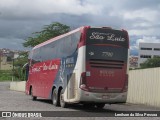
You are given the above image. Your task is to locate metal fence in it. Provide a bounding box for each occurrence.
[127,68,160,107]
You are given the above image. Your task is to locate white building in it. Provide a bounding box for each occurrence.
[138,43,160,67]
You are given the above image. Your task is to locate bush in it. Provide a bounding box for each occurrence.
[13,67,26,81]
[0,70,12,81]
[140,57,160,69]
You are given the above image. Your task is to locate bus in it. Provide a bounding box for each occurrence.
[25,26,129,108]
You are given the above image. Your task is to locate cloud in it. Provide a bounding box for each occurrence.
[136,36,160,45]
[0,0,160,52]
[0,0,101,18]
[119,0,160,10]
[130,36,160,55]
[105,0,160,36]
[0,37,28,50]
[123,9,159,24]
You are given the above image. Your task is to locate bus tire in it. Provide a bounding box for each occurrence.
[60,90,68,108]
[52,89,60,106]
[31,87,37,101]
[95,103,105,109]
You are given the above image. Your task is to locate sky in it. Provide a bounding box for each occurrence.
[0,0,160,55]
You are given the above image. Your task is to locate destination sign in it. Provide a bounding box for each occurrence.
[86,28,129,47]
[89,32,126,42]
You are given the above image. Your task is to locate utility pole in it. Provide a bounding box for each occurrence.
[12,58,14,81]
[0,51,2,70]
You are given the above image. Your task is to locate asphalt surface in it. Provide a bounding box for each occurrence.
[0,82,160,120]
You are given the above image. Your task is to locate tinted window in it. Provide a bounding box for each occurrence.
[154,48,160,51]
[140,55,151,58]
[32,48,41,65]
[141,48,152,50]
[31,31,81,64]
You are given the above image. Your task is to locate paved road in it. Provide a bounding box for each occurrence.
[0,82,160,120]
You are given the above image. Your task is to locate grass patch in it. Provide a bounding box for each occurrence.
[0,70,24,81]
[0,70,12,81]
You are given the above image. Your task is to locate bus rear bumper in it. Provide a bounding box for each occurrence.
[78,91,127,104]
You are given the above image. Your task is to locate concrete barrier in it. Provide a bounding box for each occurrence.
[10,81,26,92]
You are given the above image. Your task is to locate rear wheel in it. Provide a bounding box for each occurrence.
[31,87,37,101]
[95,103,105,109]
[52,89,60,106]
[60,90,68,108]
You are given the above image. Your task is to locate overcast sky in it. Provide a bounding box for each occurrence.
[0,0,160,55]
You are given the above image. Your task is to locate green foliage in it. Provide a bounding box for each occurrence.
[140,57,160,69]
[14,52,28,67]
[23,22,70,47]
[16,22,70,80]
[13,52,28,80]
[0,70,12,81]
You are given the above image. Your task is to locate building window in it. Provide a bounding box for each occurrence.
[140,47,152,50]
[140,55,151,58]
[154,55,160,58]
[154,48,160,51]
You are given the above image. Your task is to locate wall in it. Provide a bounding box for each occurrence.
[10,81,26,92]
[127,68,160,107]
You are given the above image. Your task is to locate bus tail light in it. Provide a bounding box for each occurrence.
[79,72,89,91]
[123,74,128,92]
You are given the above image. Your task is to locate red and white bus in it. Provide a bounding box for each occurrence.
[25,26,129,108]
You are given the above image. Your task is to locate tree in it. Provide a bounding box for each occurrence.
[13,52,28,80]
[14,52,28,67]
[140,57,160,69]
[23,22,70,47]
[12,22,70,80]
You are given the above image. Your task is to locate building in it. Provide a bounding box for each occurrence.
[0,48,19,70]
[138,43,160,67]
[129,56,138,69]
[0,56,13,70]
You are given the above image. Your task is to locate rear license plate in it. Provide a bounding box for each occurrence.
[102,95,110,99]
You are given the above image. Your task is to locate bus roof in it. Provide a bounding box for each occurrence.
[32,26,128,50]
[33,26,85,50]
